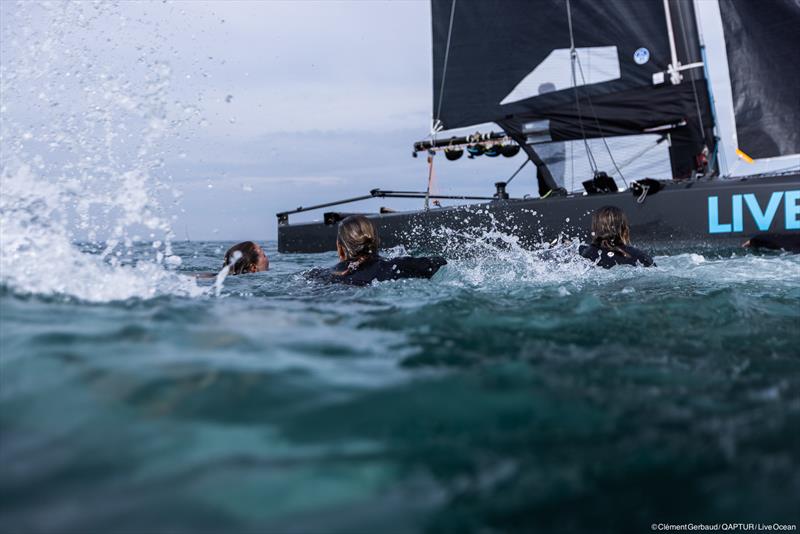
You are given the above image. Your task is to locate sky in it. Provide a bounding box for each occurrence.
[1,0,527,242]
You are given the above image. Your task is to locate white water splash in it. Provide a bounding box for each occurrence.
[658,253,800,285]
[424,214,598,289]
[0,2,206,302]
[426,216,800,293]
[0,166,203,302]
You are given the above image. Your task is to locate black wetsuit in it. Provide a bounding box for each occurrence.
[746,233,800,253]
[307,255,447,286]
[579,244,654,268]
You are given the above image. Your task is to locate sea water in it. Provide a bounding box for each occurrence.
[2,2,800,533]
[2,242,799,533]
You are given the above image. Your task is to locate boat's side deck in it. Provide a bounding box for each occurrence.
[278,175,800,254]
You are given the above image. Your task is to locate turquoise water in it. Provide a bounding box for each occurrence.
[2,241,799,533]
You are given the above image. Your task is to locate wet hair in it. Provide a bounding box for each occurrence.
[591,206,631,257]
[336,216,379,272]
[223,241,263,275]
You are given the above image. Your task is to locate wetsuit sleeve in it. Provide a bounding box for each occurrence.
[304,267,332,282]
[627,246,655,267]
[579,244,597,260]
[304,261,351,283]
[387,256,447,279]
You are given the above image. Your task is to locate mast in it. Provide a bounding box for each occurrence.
[663,0,682,85]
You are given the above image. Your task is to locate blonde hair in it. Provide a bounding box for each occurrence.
[337,215,379,263]
[591,206,631,256]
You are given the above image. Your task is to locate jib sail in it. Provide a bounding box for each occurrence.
[700,0,800,177]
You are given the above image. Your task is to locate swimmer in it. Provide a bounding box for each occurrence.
[222,241,269,274]
[579,206,654,268]
[191,241,268,279]
[743,233,800,253]
[307,215,446,285]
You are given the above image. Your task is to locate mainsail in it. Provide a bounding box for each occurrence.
[431,0,715,184]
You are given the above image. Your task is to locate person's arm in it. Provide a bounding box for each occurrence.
[387,256,447,279]
[744,234,800,253]
[578,244,595,259]
[304,266,336,282]
[629,246,655,267]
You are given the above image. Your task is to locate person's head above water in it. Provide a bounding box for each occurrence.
[591,206,630,249]
[222,241,269,274]
[336,215,380,262]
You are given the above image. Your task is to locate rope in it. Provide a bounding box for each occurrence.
[434,0,457,128]
[424,152,436,210]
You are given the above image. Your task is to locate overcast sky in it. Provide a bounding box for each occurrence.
[1,0,526,241]
[4,1,797,242]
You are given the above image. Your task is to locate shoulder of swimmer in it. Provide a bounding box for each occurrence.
[381,256,447,278]
[580,243,654,267]
[318,255,447,284]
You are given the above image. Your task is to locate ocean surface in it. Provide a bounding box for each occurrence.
[2,2,799,531]
[2,240,799,533]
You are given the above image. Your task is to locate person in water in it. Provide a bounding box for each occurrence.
[742,233,800,253]
[579,206,654,268]
[308,215,446,285]
[222,241,269,274]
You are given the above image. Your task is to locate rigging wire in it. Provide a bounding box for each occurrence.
[675,1,708,142]
[614,136,667,172]
[569,138,575,192]
[565,0,598,175]
[565,0,629,187]
[434,0,457,130]
[574,54,628,186]
[504,156,532,187]
[424,0,456,210]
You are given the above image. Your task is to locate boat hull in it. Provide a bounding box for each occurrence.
[278,175,800,254]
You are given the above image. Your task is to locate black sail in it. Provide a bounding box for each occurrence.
[431,0,711,147]
[718,0,800,160]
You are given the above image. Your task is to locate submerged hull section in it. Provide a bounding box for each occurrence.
[278,175,800,254]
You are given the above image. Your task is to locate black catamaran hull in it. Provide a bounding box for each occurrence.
[278,175,800,254]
